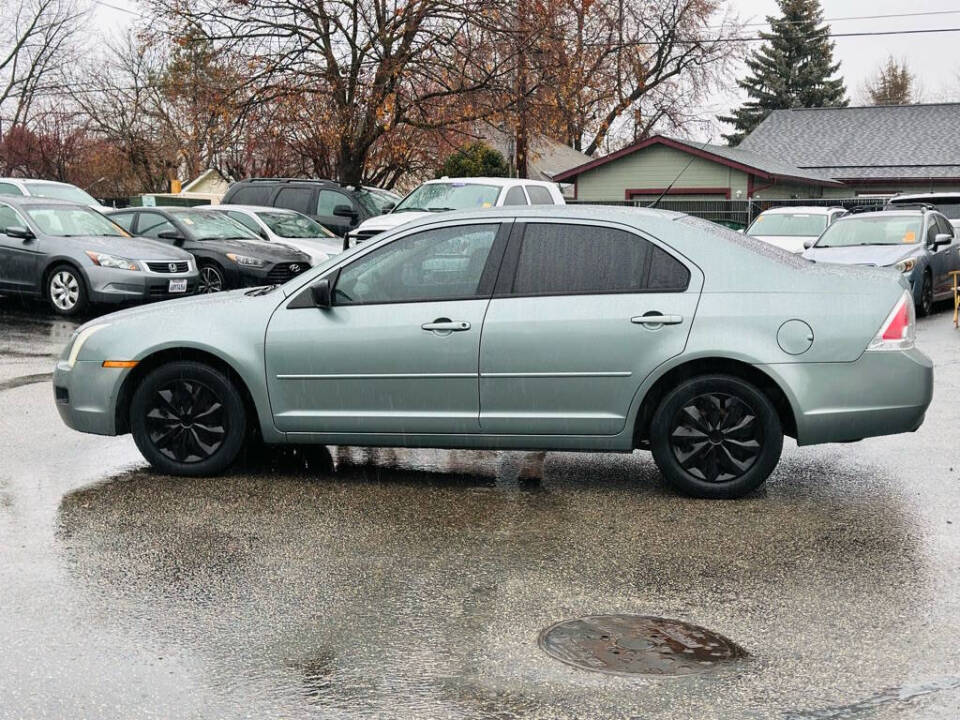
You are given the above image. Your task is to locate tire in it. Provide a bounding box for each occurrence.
[130,361,247,476]
[197,262,227,293]
[917,272,933,317]
[649,374,783,499]
[47,264,89,316]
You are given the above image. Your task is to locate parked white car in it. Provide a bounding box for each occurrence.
[745,206,847,253]
[216,205,343,265]
[346,177,565,245]
[0,177,107,210]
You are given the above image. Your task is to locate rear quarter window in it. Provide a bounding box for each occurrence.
[227,185,273,205]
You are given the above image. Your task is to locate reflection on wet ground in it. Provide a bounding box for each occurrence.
[2,301,960,718]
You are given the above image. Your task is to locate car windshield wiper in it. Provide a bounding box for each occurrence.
[392,207,425,213]
[426,207,455,212]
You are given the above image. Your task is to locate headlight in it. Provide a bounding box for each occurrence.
[66,323,109,367]
[894,258,916,274]
[226,253,266,267]
[85,251,139,271]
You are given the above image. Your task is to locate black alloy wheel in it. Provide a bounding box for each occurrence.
[649,374,783,499]
[919,273,933,317]
[668,393,761,483]
[197,263,225,293]
[130,361,247,476]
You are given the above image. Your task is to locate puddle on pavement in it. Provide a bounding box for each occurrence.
[539,615,746,676]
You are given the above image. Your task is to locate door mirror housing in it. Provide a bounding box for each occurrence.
[803,239,815,250]
[311,278,332,308]
[934,232,954,247]
[381,201,396,212]
[4,225,35,240]
[333,204,357,219]
[157,230,185,245]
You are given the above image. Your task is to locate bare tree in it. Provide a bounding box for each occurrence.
[862,56,920,106]
[0,0,86,134]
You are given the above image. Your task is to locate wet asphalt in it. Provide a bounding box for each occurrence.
[1,295,959,719]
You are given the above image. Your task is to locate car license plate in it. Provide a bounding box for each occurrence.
[168,279,188,293]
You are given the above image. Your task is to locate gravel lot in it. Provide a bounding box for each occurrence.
[1,297,959,719]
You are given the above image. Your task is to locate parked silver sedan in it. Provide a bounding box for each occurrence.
[0,197,198,316]
[51,207,932,498]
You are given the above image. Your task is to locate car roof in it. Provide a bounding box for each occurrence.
[757,206,844,215]
[216,205,300,214]
[0,195,83,207]
[0,177,78,187]
[891,192,960,200]
[424,177,556,188]
[833,209,928,221]
[108,206,217,213]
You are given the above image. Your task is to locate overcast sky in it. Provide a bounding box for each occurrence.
[91,0,960,144]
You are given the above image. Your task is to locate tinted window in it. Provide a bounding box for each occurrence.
[335,224,498,305]
[138,212,178,240]
[936,215,955,238]
[747,212,827,237]
[502,186,528,206]
[275,187,314,214]
[511,223,687,295]
[648,246,691,290]
[0,182,23,196]
[316,189,349,216]
[227,185,272,205]
[109,212,136,231]
[525,186,554,205]
[925,218,938,245]
[0,204,22,230]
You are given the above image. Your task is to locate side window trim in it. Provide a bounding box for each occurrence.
[493,220,693,298]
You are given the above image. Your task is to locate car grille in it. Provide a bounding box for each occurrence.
[266,262,309,283]
[146,261,190,273]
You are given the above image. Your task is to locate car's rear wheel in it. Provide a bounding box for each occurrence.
[130,361,246,476]
[47,264,88,316]
[917,272,933,317]
[197,262,226,293]
[649,374,783,499]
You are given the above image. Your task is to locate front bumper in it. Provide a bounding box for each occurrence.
[88,267,198,304]
[762,347,934,446]
[236,261,310,288]
[53,359,128,436]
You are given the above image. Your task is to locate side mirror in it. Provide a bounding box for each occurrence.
[157,230,185,245]
[381,202,396,212]
[259,229,269,240]
[311,278,332,308]
[803,239,814,250]
[934,233,954,247]
[332,204,357,219]
[5,225,35,240]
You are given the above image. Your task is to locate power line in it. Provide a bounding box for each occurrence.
[90,0,138,16]
[728,9,960,31]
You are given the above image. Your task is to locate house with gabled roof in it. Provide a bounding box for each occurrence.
[553,104,960,201]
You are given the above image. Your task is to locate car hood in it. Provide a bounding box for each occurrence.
[190,237,311,262]
[802,244,921,267]
[749,234,819,253]
[68,235,194,260]
[353,211,432,234]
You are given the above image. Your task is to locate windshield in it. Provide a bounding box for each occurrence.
[890,197,960,219]
[393,182,500,213]
[367,189,401,211]
[257,211,333,238]
[172,210,259,240]
[747,212,827,237]
[25,182,98,206]
[815,216,922,248]
[26,206,128,237]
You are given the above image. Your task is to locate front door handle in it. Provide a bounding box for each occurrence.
[421,319,471,333]
[631,313,683,326]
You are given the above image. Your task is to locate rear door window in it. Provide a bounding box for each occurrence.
[227,185,272,205]
[316,189,351,216]
[525,185,554,205]
[502,186,528,206]
[275,187,315,215]
[507,223,689,295]
[0,182,23,196]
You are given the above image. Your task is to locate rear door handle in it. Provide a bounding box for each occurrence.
[631,313,683,326]
[421,320,471,332]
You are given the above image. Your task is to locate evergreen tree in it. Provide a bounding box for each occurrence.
[864,56,917,106]
[437,142,509,178]
[719,0,847,145]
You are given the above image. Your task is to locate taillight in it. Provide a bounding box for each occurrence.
[867,291,915,351]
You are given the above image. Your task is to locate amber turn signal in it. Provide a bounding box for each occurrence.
[101,361,139,369]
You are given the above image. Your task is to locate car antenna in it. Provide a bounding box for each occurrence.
[648,137,716,209]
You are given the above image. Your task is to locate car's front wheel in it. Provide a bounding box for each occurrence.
[917,271,933,317]
[649,374,783,499]
[130,361,247,476]
[197,262,227,293]
[47,264,89,316]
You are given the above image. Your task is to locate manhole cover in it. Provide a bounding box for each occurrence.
[538,615,747,676]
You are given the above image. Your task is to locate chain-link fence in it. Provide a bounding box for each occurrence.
[569,197,885,230]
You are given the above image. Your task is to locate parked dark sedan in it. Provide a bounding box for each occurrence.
[802,209,960,316]
[0,197,198,316]
[106,207,312,293]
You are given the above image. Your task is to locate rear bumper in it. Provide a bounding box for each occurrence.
[761,347,933,446]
